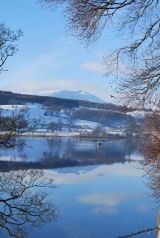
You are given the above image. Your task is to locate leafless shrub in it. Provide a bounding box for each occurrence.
[0,110,40,148]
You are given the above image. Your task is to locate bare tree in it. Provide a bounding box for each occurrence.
[0,23,26,147]
[0,24,22,73]
[0,169,57,237]
[0,110,40,148]
[38,0,160,107]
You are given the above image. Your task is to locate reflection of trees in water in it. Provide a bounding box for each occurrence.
[45,138,138,165]
[71,138,137,165]
[139,112,160,201]
[0,170,58,237]
[0,138,139,171]
[39,142,131,168]
[46,138,75,159]
[119,135,160,237]
[141,136,160,203]
[0,138,139,170]
[123,138,139,158]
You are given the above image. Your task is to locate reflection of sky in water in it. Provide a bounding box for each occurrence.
[44,163,142,185]
[29,163,157,238]
[0,138,157,238]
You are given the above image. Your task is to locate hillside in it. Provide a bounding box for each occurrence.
[0,90,131,112]
[0,90,145,137]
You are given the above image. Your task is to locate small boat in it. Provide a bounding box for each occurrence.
[97,141,102,147]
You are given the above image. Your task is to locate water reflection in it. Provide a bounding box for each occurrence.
[0,170,58,237]
[0,137,157,238]
[76,191,143,215]
[117,137,160,237]
[141,139,160,237]
[0,138,139,171]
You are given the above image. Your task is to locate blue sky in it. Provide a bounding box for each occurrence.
[0,0,122,103]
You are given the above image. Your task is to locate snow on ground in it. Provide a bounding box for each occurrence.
[129,153,144,161]
[0,103,128,136]
[75,120,99,129]
[79,106,121,113]
[0,105,25,110]
[126,110,148,118]
[104,126,125,135]
[0,103,68,125]
[55,132,80,137]
[24,130,80,137]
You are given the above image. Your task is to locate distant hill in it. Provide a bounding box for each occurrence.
[51,90,106,104]
[0,90,131,112]
[0,90,143,135]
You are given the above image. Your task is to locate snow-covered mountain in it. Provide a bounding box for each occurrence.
[51,90,106,104]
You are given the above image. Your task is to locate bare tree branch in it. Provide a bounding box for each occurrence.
[0,170,58,237]
[38,0,160,106]
[0,24,22,73]
[0,110,40,148]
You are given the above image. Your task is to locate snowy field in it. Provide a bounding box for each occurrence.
[0,103,142,137]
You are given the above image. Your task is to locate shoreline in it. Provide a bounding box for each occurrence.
[19,133,134,140]
[0,132,138,139]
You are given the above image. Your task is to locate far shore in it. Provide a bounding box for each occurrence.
[0,131,138,140]
[19,133,135,140]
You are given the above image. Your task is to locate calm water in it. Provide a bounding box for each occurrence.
[0,138,158,237]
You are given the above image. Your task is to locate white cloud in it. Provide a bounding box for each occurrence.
[76,191,143,207]
[42,163,144,215]
[43,163,142,186]
[76,191,144,215]
[80,59,132,77]
[3,78,109,102]
[0,47,116,103]
[0,49,112,102]
[80,61,105,73]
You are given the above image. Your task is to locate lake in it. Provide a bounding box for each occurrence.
[0,138,158,238]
